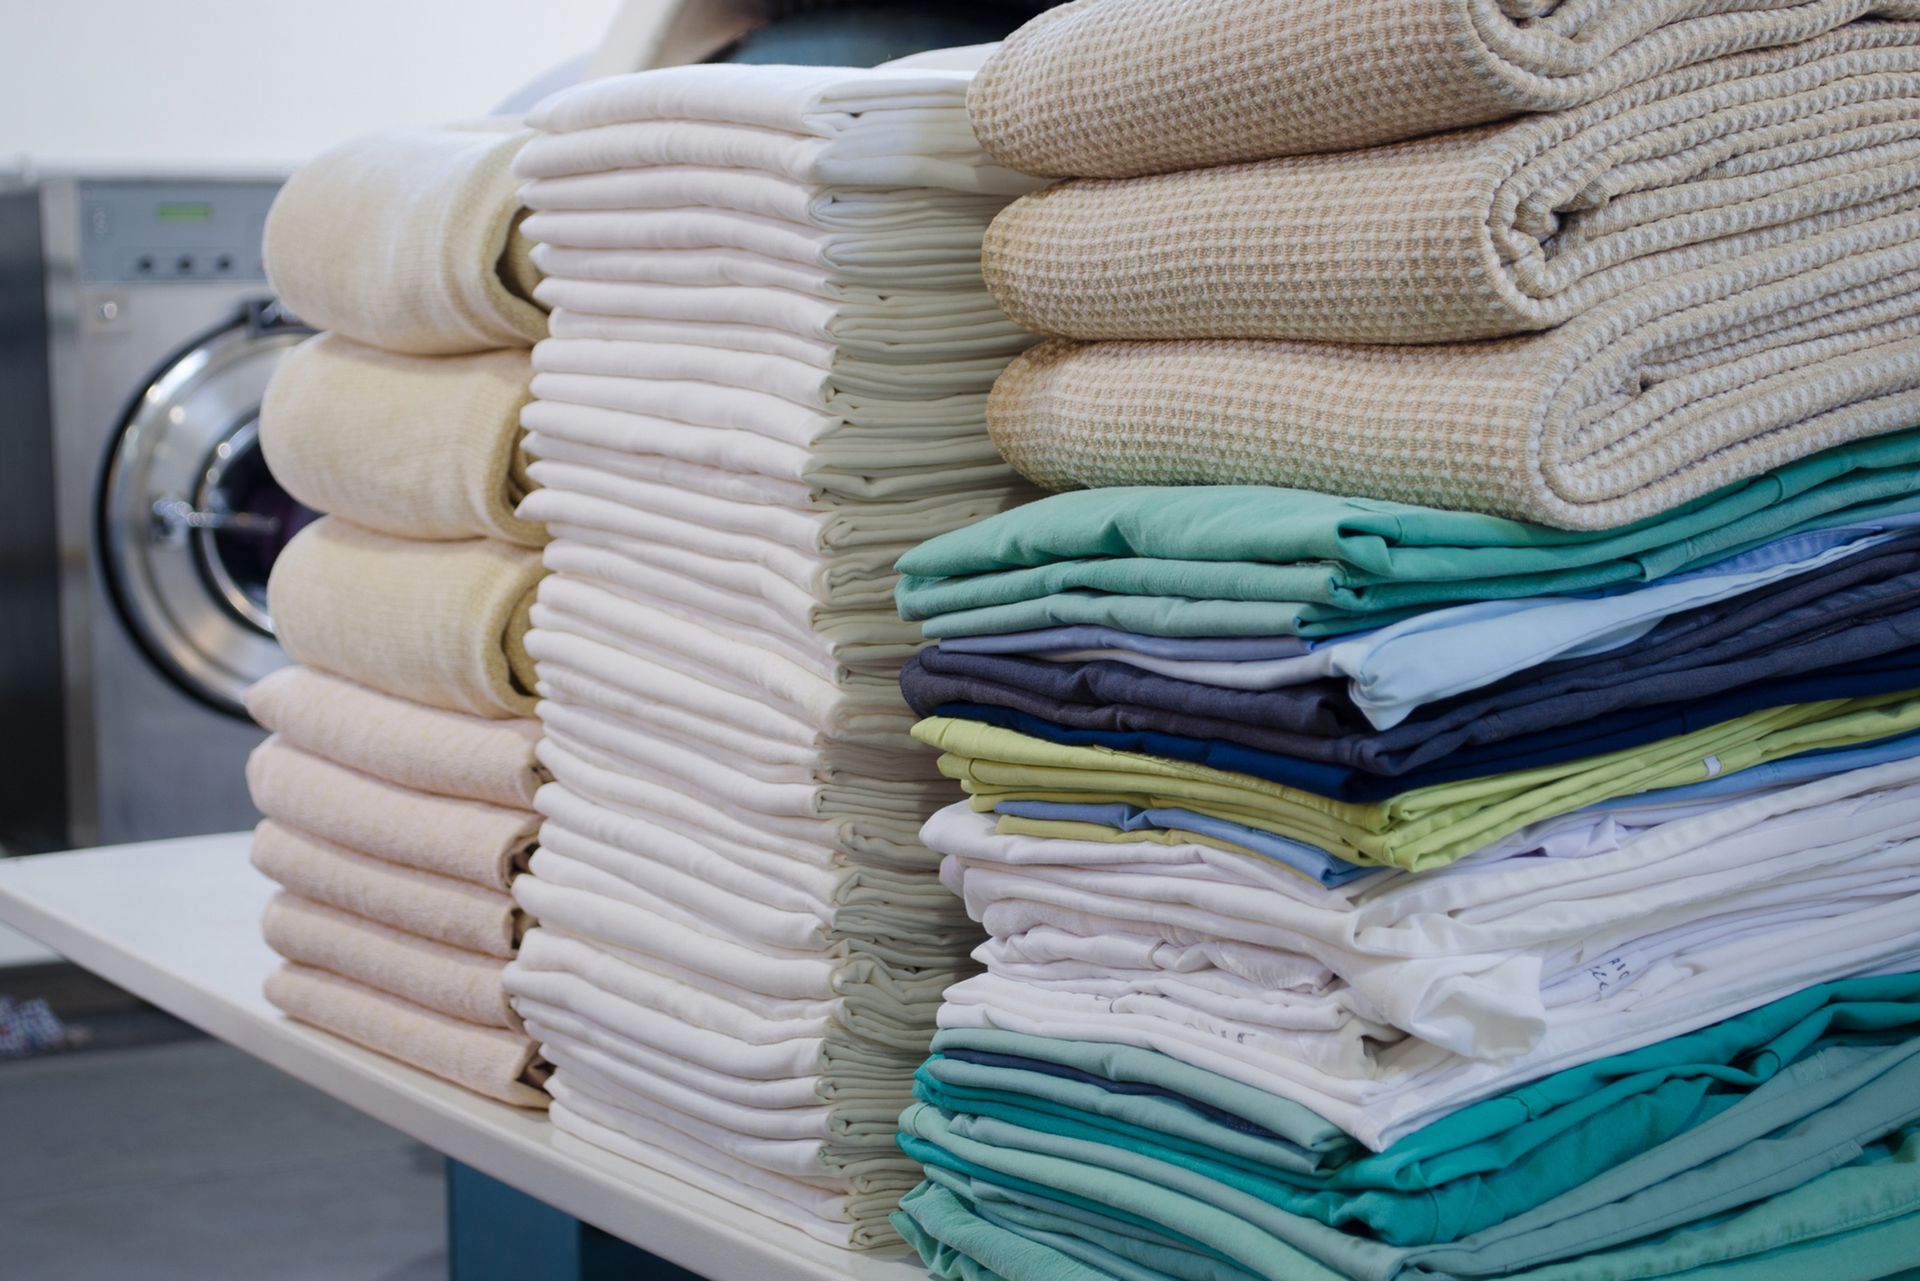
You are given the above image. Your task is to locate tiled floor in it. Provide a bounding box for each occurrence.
[0,1037,448,1280]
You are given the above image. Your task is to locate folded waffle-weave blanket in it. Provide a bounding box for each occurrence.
[264,120,546,354]
[265,963,548,1107]
[968,0,1920,177]
[984,24,1920,343]
[267,518,544,717]
[987,206,1920,529]
[260,334,543,546]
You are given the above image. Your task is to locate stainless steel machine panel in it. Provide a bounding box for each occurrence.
[2,175,302,851]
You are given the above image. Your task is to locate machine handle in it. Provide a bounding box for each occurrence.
[149,495,280,543]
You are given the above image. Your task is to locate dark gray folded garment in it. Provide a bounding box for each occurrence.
[903,545,1920,785]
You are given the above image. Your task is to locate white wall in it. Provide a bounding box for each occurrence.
[0,0,623,175]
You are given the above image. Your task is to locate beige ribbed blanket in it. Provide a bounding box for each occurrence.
[268,518,543,719]
[246,736,536,890]
[985,25,1920,343]
[263,893,519,1030]
[266,963,548,1107]
[250,820,527,959]
[264,120,547,354]
[245,667,545,810]
[969,0,1920,177]
[988,205,1920,530]
[260,334,544,545]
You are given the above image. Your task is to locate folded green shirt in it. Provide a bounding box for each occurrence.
[915,693,1920,870]
[894,431,1920,637]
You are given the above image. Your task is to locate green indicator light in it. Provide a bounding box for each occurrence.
[155,203,212,222]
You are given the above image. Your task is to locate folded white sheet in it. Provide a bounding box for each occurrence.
[525,628,903,766]
[519,64,1041,196]
[548,1089,905,1248]
[928,756,1920,1149]
[534,234,989,291]
[521,165,1010,225]
[519,400,1014,499]
[531,279,1027,361]
[534,335,1015,402]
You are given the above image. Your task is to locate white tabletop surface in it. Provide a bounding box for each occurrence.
[0,836,928,1281]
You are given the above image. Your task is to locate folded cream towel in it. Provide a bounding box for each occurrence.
[244,667,545,809]
[264,120,547,354]
[260,334,545,545]
[262,893,518,1030]
[268,518,543,718]
[250,820,526,958]
[988,205,1920,530]
[245,736,535,890]
[265,963,548,1107]
[982,26,1920,343]
[968,0,1920,176]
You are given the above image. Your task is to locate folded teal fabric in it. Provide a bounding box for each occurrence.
[895,432,1920,638]
[894,975,1920,1280]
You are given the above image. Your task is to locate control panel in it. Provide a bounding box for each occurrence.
[77,179,280,284]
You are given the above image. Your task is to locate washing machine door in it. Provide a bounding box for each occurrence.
[98,304,317,717]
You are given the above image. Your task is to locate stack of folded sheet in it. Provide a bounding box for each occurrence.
[493,62,1045,1246]
[887,3,1920,1275]
[245,122,552,1107]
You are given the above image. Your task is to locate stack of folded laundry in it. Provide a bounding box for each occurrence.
[890,3,1920,1275]
[245,123,552,1107]
[494,63,1044,1245]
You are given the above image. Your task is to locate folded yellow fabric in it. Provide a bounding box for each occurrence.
[988,204,1920,530]
[918,689,1920,871]
[266,962,548,1107]
[244,667,545,810]
[245,736,536,890]
[249,820,526,958]
[268,518,543,717]
[263,120,548,354]
[984,25,1920,343]
[968,0,1920,177]
[260,334,544,545]
[262,892,519,1030]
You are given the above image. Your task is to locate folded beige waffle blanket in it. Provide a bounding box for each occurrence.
[246,737,536,890]
[989,205,1920,529]
[245,667,545,809]
[263,893,519,1030]
[250,820,527,958]
[260,334,544,545]
[969,0,1920,177]
[985,25,1920,343]
[268,518,543,718]
[266,963,548,1107]
[264,121,547,354]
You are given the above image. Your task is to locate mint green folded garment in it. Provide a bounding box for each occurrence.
[894,431,1920,637]
[900,1075,1920,1281]
[922,973,1920,1246]
[896,1146,1920,1281]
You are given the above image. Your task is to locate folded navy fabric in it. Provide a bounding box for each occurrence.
[906,606,1920,800]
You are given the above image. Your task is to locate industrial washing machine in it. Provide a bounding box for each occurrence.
[0,175,313,852]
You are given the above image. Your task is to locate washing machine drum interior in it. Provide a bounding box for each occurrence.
[99,313,316,717]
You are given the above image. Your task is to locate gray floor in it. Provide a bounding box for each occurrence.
[0,1037,449,1280]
